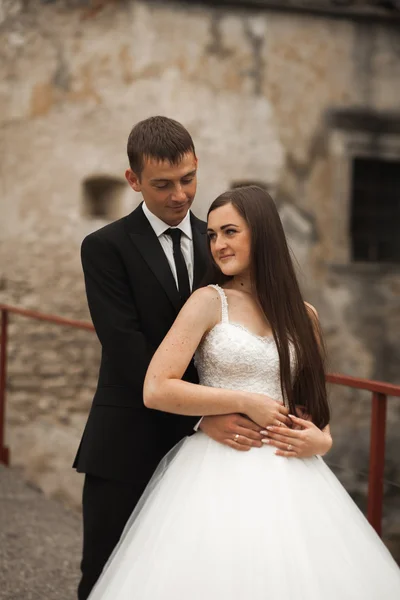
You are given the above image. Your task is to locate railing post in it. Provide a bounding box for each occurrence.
[367,391,387,536]
[0,308,10,465]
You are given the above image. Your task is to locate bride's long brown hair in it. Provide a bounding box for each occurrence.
[205,186,330,429]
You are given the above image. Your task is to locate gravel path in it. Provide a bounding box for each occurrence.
[0,465,81,600]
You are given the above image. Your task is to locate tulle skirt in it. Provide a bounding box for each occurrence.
[89,432,400,599]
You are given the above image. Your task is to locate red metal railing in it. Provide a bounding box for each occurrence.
[0,304,94,466]
[0,303,399,537]
[325,373,396,537]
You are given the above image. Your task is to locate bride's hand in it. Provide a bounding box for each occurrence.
[246,394,291,428]
[260,414,332,458]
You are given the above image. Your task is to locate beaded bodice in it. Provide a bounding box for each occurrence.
[194,285,292,402]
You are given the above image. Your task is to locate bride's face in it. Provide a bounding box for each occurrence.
[207,203,251,277]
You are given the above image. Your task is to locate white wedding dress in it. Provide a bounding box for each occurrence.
[89,285,400,599]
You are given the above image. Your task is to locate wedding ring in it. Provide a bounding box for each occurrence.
[234,434,240,442]
[287,444,293,451]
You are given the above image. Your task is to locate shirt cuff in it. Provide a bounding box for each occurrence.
[193,417,204,432]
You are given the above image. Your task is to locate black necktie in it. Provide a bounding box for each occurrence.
[165,228,191,305]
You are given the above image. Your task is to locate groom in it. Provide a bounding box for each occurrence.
[73,116,268,599]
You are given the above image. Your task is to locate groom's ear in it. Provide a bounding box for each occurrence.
[125,168,141,192]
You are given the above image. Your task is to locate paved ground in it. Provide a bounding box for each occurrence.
[0,465,81,600]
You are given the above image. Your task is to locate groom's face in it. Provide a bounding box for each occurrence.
[126,152,198,226]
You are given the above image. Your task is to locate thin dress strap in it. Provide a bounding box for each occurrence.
[208,284,229,323]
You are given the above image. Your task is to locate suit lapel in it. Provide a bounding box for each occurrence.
[127,206,182,312]
[126,205,208,309]
[191,214,208,290]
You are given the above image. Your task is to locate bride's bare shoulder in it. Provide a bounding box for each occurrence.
[182,286,224,321]
[189,285,221,304]
[173,287,222,333]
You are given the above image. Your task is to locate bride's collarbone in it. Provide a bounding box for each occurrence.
[221,290,272,338]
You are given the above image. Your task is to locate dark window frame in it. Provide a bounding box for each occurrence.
[350,157,400,264]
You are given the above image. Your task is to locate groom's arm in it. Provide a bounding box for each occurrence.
[198,414,264,450]
[81,232,155,398]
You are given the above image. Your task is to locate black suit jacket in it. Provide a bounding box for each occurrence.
[73,204,208,486]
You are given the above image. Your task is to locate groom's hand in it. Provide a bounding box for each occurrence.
[199,414,264,451]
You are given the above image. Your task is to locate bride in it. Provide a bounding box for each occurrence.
[89,185,400,599]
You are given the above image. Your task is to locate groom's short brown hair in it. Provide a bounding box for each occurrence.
[127,116,196,180]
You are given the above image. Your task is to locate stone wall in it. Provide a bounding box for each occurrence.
[0,0,399,553]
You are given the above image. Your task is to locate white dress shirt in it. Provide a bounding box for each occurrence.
[142,202,202,432]
[142,202,194,291]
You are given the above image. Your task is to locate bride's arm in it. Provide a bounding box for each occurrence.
[144,287,288,427]
[261,417,332,458]
[144,287,247,416]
